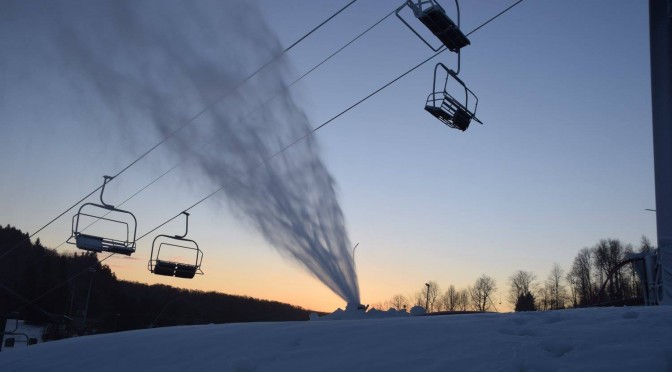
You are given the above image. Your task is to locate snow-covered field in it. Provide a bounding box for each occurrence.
[2,306,671,372]
[1,320,43,350]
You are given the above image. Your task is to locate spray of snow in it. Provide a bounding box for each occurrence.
[1,0,359,303]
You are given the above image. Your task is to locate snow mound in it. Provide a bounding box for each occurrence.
[3,306,671,372]
[315,305,412,320]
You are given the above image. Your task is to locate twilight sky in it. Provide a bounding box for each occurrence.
[0,0,655,312]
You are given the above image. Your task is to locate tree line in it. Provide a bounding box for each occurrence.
[0,224,314,339]
[374,236,653,313]
[374,274,500,313]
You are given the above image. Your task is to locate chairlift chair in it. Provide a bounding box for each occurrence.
[148,212,203,279]
[68,176,137,256]
[425,62,482,131]
[396,0,470,52]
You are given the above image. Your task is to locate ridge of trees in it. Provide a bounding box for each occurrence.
[373,236,653,313]
[0,224,314,339]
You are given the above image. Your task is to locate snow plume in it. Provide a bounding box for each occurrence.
[5,1,359,303]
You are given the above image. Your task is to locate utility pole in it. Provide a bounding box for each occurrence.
[82,268,96,333]
[425,283,430,311]
[649,0,672,305]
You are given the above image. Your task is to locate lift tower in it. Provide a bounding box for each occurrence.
[650,0,672,305]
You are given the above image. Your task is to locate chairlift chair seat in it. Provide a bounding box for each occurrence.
[417,5,470,52]
[153,260,177,276]
[75,234,105,252]
[148,212,203,279]
[425,93,472,131]
[424,63,482,131]
[148,239,202,279]
[75,233,135,256]
[175,264,197,279]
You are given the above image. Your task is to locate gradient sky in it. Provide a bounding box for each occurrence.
[0,0,655,312]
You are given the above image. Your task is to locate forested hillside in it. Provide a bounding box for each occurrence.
[0,225,314,339]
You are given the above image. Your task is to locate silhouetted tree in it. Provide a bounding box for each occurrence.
[387,294,408,311]
[545,263,567,310]
[457,289,470,311]
[568,247,594,306]
[639,236,654,253]
[508,270,537,306]
[418,281,440,312]
[441,285,460,311]
[470,275,497,312]
[514,292,536,312]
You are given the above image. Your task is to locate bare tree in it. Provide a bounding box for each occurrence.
[545,263,567,309]
[446,288,471,311]
[387,294,409,311]
[568,247,594,306]
[420,281,441,313]
[508,270,537,306]
[565,269,579,307]
[412,291,424,308]
[593,239,627,301]
[470,275,497,312]
[441,285,460,311]
[536,285,550,311]
[639,235,654,253]
[369,302,386,310]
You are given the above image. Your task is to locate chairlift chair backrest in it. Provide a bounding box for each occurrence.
[424,62,482,131]
[396,0,470,52]
[148,212,203,279]
[68,176,137,256]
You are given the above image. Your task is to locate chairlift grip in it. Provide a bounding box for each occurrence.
[396,1,443,52]
[397,0,465,52]
[99,175,115,209]
[175,211,190,239]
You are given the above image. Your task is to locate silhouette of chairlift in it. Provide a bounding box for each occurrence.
[148,212,203,279]
[396,0,470,52]
[68,176,137,256]
[425,62,482,131]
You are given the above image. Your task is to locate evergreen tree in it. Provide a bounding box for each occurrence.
[515,291,536,312]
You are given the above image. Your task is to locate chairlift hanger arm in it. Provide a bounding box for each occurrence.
[176,211,190,239]
[99,175,115,209]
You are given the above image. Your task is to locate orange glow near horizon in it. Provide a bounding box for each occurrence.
[106,253,349,313]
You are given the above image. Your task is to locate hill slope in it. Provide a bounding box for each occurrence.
[3,306,671,372]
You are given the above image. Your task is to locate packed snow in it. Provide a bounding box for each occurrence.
[2,306,671,371]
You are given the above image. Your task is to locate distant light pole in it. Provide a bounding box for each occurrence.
[149,297,182,328]
[82,268,96,333]
[425,283,430,311]
[352,243,359,265]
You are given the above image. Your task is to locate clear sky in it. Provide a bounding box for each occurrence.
[0,0,655,312]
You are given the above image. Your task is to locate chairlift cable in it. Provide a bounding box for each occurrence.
[291,8,397,86]
[1,3,391,282]
[2,253,115,319]
[0,282,53,318]
[133,0,529,253]
[0,0,359,263]
[5,0,526,319]
[137,47,448,242]
[465,0,525,37]
[105,0,361,182]
[0,187,101,261]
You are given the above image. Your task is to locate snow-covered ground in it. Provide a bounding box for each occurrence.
[2,306,671,372]
[1,320,43,351]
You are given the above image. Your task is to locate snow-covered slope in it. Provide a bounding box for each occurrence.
[2,307,671,372]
